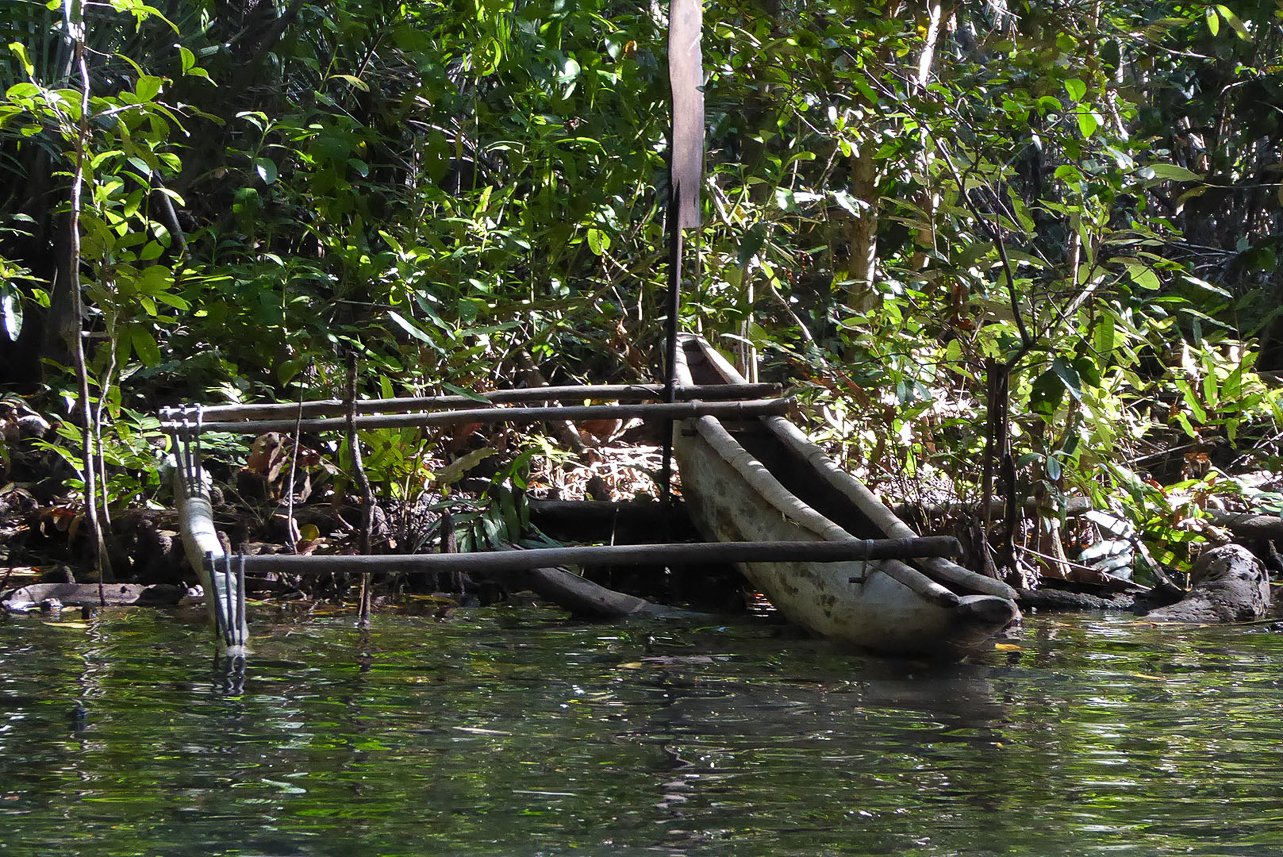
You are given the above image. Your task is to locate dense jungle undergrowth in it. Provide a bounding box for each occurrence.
[0,0,1281,608]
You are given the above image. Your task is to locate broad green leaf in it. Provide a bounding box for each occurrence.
[1051,356,1083,402]
[737,222,767,267]
[850,74,877,105]
[1174,411,1198,438]
[831,189,860,216]
[7,42,33,77]
[135,75,163,101]
[130,325,162,367]
[441,383,490,404]
[1,290,21,340]
[1148,164,1202,182]
[1063,78,1086,102]
[6,82,41,100]
[1076,106,1099,138]
[1093,313,1115,354]
[558,57,581,83]
[1204,373,1223,415]
[1029,370,1064,416]
[254,157,277,185]
[1015,452,1043,470]
[153,292,190,310]
[1053,164,1082,183]
[1205,6,1220,36]
[1223,365,1243,402]
[387,310,438,348]
[1073,354,1101,389]
[1046,454,1062,482]
[432,446,497,486]
[1182,274,1230,297]
[586,227,610,255]
[1175,379,1207,423]
[127,156,154,179]
[1215,5,1250,38]
[135,264,174,292]
[1124,261,1161,290]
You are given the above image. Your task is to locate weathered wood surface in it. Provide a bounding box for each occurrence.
[672,334,1019,657]
[668,0,703,229]
[1142,545,1273,622]
[1,582,191,609]
[519,567,667,618]
[1015,587,1135,612]
[764,414,1017,602]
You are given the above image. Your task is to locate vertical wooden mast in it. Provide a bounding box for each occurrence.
[661,0,704,506]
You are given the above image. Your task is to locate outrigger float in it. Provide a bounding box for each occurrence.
[673,335,1019,656]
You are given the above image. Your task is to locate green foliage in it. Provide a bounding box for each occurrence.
[0,0,1279,571]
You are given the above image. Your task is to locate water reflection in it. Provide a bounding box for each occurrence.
[2,609,1283,855]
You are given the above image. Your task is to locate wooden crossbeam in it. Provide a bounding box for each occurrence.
[172,398,791,435]
[231,536,961,575]
[172,382,783,423]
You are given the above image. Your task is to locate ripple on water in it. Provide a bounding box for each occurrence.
[2,609,1283,855]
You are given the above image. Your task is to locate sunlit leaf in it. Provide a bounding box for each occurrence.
[1075,106,1099,138]
[7,41,34,77]
[1125,261,1161,290]
[254,157,277,185]
[1147,164,1202,182]
[441,383,490,403]
[135,75,163,101]
[586,227,610,255]
[1093,313,1115,354]
[130,325,161,366]
[328,73,369,91]
[1,290,21,340]
[1051,357,1083,402]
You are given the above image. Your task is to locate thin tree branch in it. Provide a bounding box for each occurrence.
[67,2,112,585]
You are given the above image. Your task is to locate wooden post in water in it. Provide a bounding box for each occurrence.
[661,0,704,510]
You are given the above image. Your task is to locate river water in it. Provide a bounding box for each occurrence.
[1,604,1281,856]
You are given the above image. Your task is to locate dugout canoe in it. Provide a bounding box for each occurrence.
[672,334,1019,657]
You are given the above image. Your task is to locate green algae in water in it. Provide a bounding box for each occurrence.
[2,607,1283,856]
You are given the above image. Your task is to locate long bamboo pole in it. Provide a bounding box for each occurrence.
[232,537,960,573]
[178,383,782,423]
[235,537,963,607]
[178,398,790,436]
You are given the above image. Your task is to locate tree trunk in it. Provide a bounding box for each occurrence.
[846,142,879,311]
[909,0,949,271]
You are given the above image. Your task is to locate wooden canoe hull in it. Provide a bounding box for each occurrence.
[672,335,1018,657]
